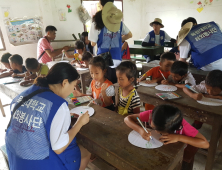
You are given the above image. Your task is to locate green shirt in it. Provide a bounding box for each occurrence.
[37,64,49,76]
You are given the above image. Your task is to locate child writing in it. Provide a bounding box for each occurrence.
[73,56,114,109]
[0,53,13,78]
[124,104,209,149]
[161,61,196,88]
[20,58,49,86]
[9,54,27,78]
[116,61,141,115]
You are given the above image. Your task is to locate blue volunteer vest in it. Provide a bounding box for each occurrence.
[5,85,81,170]
[185,21,222,69]
[97,22,123,60]
[149,30,165,46]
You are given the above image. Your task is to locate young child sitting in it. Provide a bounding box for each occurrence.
[161,61,196,88]
[81,32,94,55]
[73,56,114,109]
[124,104,209,149]
[116,61,141,115]
[9,54,27,78]
[20,58,49,86]
[0,53,13,78]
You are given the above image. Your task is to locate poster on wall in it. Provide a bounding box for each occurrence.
[5,17,43,46]
[58,9,66,21]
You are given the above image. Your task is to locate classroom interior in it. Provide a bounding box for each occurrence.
[1,0,222,170]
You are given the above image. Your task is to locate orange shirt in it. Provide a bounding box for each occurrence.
[145,66,170,80]
[91,79,113,107]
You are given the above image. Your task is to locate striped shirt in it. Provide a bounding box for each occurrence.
[37,37,53,64]
[118,88,141,114]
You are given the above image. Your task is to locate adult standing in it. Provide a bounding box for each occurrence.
[89,0,132,68]
[5,63,91,170]
[178,18,222,71]
[37,26,69,64]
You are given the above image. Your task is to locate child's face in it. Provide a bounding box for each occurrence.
[9,61,18,70]
[150,121,168,135]
[152,24,161,33]
[85,37,90,45]
[170,73,186,82]
[205,84,222,96]
[76,49,84,55]
[2,62,11,69]
[159,60,174,72]
[116,71,134,89]
[89,65,106,82]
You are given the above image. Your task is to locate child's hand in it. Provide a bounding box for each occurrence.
[73,87,82,97]
[161,80,168,85]
[159,134,180,145]
[63,46,69,51]
[19,80,32,87]
[70,60,75,65]
[139,128,151,141]
[62,49,66,53]
[75,63,81,68]
[12,73,17,78]
[193,93,203,101]
[76,111,89,126]
[101,83,108,93]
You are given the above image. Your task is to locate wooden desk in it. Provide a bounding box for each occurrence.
[129,45,164,57]
[134,39,176,48]
[133,85,222,170]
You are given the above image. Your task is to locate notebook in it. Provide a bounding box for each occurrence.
[156,92,181,100]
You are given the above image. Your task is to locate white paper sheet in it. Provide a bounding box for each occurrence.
[2,78,22,84]
[70,106,94,117]
[155,85,177,92]
[139,81,158,87]
[197,97,222,106]
[76,68,89,71]
[128,130,163,149]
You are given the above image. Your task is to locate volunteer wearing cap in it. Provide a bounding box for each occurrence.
[142,18,176,62]
[89,0,132,68]
[178,20,222,71]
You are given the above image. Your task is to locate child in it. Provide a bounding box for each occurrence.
[161,61,196,88]
[0,53,13,78]
[124,104,209,149]
[116,61,141,115]
[63,40,85,67]
[9,54,27,78]
[81,32,94,55]
[73,56,114,109]
[20,58,49,86]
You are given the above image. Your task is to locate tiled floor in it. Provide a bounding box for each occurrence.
[0,91,222,170]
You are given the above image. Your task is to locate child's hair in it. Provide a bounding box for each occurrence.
[81,32,88,43]
[1,53,12,63]
[35,63,79,87]
[100,0,114,6]
[89,56,106,70]
[75,40,85,50]
[92,11,104,30]
[9,54,23,65]
[82,52,93,62]
[116,61,137,86]
[45,25,57,33]
[205,70,222,90]
[152,105,183,133]
[171,61,188,76]
[181,17,197,27]
[160,52,176,62]
[25,58,39,70]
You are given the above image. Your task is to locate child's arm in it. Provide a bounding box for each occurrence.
[133,107,140,114]
[183,87,203,100]
[73,87,87,97]
[0,69,7,73]
[20,80,34,86]
[146,77,163,84]
[24,73,37,80]
[0,70,13,78]
[101,83,113,106]
[203,94,222,100]
[62,50,74,58]
[159,132,209,149]
[12,73,26,78]
[137,73,148,82]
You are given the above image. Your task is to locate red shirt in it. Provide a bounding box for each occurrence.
[145,66,170,80]
[139,110,198,137]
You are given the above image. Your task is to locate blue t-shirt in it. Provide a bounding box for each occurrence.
[13,65,27,73]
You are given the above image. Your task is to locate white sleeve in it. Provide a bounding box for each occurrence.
[50,102,71,150]
[164,31,171,41]
[88,23,100,43]
[179,39,191,59]
[121,22,130,35]
[143,33,150,43]
[185,73,196,85]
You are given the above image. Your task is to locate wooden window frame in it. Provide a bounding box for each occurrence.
[0,28,6,51]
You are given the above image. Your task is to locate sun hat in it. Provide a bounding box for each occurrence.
[102,2,123,32]
[150,18,164,28]
[177,22,193,46]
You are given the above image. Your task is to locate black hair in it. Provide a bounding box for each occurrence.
[89,56,107,71]
[152,105,183,133]
[45,25,57,33]
[181,17,197,27]
[171,61,188,76]
[35,63,79,87]
[160,52,176,62]
[75,40,85,50]
[25,58,39,70]
[205,70,222,90]
[9,54,23,65]
[116,61,137,86]
[1,53,12,63]
[100,0,114,6]
[82,52,93,62]
[92,11,105,30]
[81,32,88,44]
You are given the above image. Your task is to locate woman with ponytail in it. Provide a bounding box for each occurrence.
[5,62,91,170]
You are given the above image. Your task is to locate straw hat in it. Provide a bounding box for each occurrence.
[177,22,193,46]
[102,2,123,32]
[150,18,164,28]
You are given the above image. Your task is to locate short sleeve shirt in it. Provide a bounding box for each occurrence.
[168,72,196,85]
[145,66,171,80]
[13,65,27,73]
[36,64,49,76]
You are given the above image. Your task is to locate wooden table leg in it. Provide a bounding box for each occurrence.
[0,99,6,117]
[205,116,222,170]
[80,74,86,94]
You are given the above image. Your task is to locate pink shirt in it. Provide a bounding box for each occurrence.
[37,37,54,64]
[139,110,198,137]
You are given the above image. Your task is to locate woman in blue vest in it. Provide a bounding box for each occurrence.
[178,18,222,71]
[88,0,132,68]
[142,18,176,62]
[5,63,91,170]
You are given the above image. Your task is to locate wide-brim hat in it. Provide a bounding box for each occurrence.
[150,18,164,28]
[102,2,123,32]
[177,22,193,46]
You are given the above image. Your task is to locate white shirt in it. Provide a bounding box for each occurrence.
[168,72,196,85]
[180,23,222,71]
[143,31,172,45]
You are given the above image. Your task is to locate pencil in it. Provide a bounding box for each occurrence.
[137,117,153,140]
[159,70,166,80]
[139,74,146,81]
